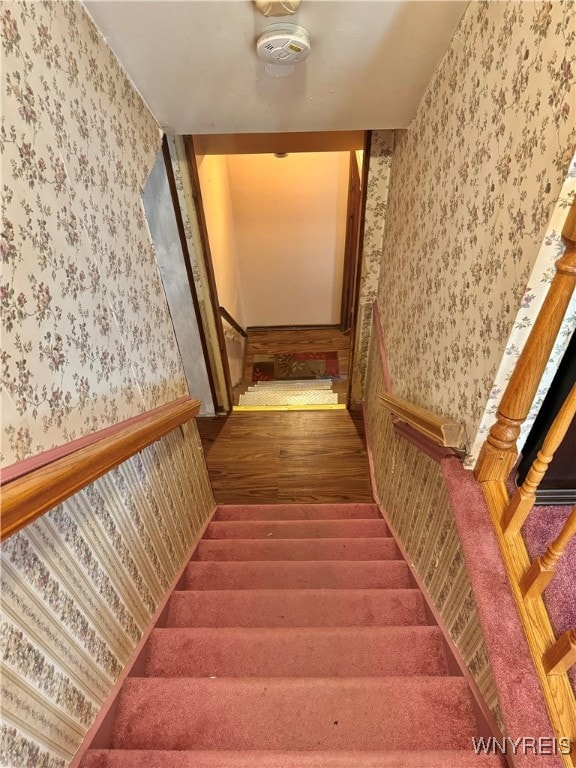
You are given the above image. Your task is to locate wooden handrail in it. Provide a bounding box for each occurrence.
[380,392,465,448]
[219,307,248,338]
[544,630,576,675]
[474,196,576,482]
[0,396,201,540]
[521,504,576,599]
[503,383,576,535]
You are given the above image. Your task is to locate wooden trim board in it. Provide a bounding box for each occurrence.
[1,397,201,540]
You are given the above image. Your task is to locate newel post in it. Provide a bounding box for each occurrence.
[475,196,576,482]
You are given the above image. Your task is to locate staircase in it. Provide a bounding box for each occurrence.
[79,503,503,767]
[237,380,342,408]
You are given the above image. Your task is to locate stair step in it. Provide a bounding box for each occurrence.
[167,589,427,628]
[184,560,410,590]
[81,750,505,768]
[239,391,339,406]
[205,519,388,539]
[248,388,337,395]
[145,626,449,677]
[111,677,477,751]
[214,503,380,521]
[252,379,334,388]
[195,537,398,561]
[250,384,334,391]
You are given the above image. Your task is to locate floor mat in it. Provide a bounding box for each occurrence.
[253,352,339,382]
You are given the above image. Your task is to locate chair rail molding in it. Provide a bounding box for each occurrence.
[1,396,201,540]
[380,392,465,449]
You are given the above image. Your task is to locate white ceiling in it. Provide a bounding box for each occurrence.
[83,0,468,135]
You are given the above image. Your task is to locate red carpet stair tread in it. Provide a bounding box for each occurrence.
[81,751,504,768]
[80,503,503,768]
[196,537,397,561]
[184,560,411,589]
[145,626,450,677]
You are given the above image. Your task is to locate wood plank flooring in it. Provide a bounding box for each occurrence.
[237,327,351,404]
[197,410,373,505]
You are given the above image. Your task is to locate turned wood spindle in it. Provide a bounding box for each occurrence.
[544,629,576,675]
[503,383,576,535]
[475,196,576,483]
[521,505,576,599]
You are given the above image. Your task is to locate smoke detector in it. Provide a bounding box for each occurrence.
[256,23,311,69]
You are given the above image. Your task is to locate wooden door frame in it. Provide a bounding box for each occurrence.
[340,149,362,331]
[346,130,372,407]
[161,137,219,415]
[184,136,234,413]
[181,131,369,412]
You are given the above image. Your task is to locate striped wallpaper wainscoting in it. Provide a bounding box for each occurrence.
[363,331,501,725]
[0,422,215,768]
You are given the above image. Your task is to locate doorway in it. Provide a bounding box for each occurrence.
[186,131,368,410]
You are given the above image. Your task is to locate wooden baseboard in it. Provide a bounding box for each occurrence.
[535,488,576,505]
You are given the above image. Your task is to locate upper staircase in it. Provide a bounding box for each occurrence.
[78,502,503,768]
[237,380,342,408]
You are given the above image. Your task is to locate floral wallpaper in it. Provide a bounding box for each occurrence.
[1,0,187,468]
[471,151,576,466]
[375,1,576,461]
[350,130,393,407]
[1,3,216,766]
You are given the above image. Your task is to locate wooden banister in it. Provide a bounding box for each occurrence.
[503,383,576,535]
[521,505,576,599]
[474,197,576,760]
[481,479,576,761]
[0,396,201,540]
[219,306,247,338]
[544,630,576,675]
[379,392,465,448]
[474,195,576,482]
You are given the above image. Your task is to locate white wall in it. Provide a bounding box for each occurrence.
[197,154,246,387]
[228,152,350,327]
[197,154,246,327]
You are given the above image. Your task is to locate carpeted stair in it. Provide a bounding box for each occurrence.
[79,503,503,768]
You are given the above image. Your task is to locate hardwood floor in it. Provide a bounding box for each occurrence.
[197,410,373,505]
[236,327,351,404]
